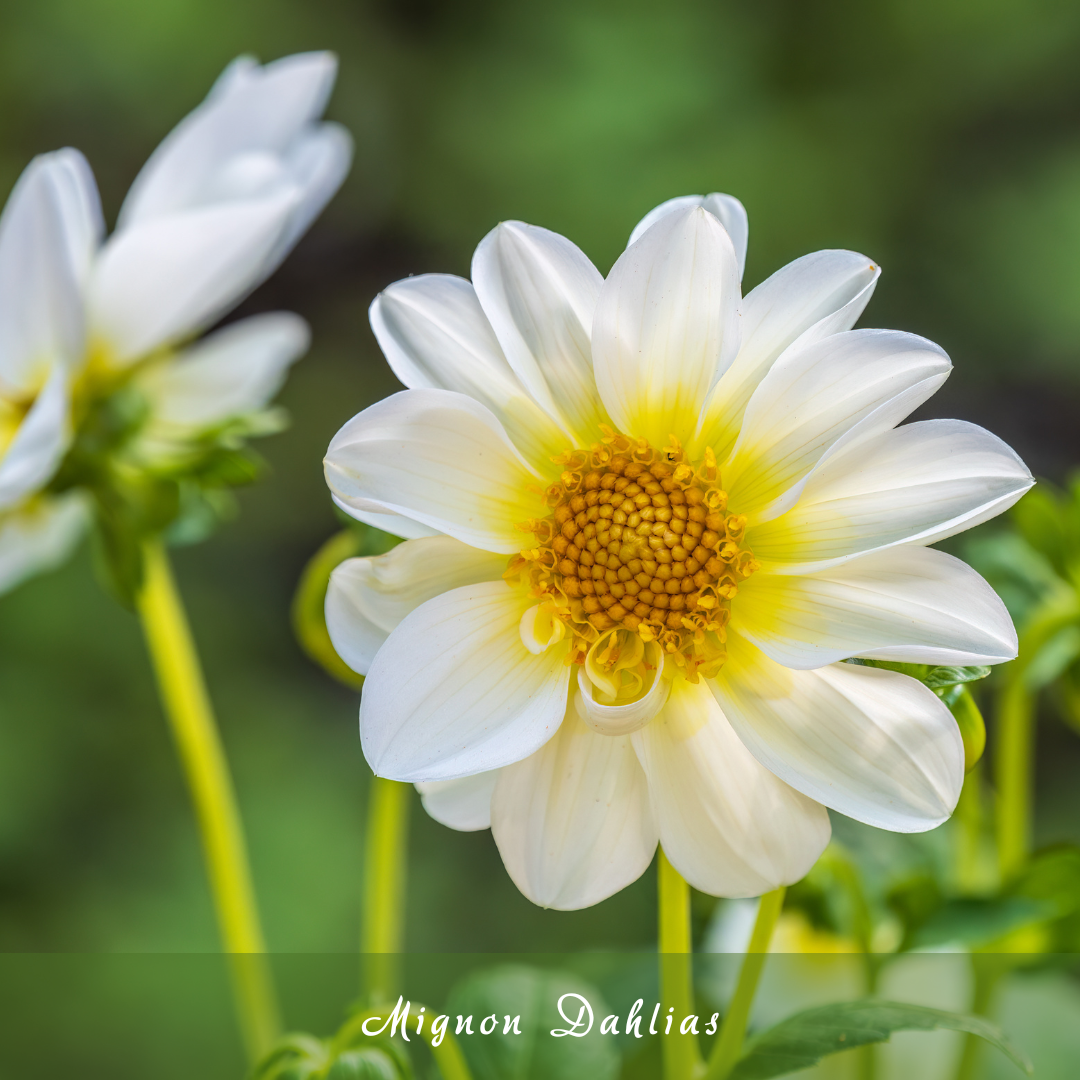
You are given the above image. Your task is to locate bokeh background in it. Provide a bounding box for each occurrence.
[1,0,1080,1073]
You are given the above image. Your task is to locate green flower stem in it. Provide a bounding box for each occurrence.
[994,595,1080,879]
[995,677,1035,881]
[135,538,278,1062]
[952,955,1006,1080]
[362,776,411,1003]
[658,849,703,1080]
[705,887,786,1080]
[954,763,987,894]
[337,1004,474,1080]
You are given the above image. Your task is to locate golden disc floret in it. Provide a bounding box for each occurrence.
[508,429,759,682]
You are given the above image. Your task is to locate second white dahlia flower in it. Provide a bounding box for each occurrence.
[0,51,350,594]
[324,194,1032,909]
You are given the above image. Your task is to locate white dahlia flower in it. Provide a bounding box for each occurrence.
[0,51,350,592]
[323,194,1032,910]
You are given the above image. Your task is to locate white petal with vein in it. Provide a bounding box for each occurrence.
[326,535,507,675]
[0,152,92,394]
[736,546,1018,669]
[370,273,565,471]
[360,581,570,781]
[712,632,964,832]
[633,677,830,897]
[694,250,879,461]
[492,701,657,909]
[724,329,951,520]
[628,193,749,280]
[749,420,1034,572]
[594,206,742,447]
[416,772,499,832]
[324,388,542,554]
[472,221,607,442]
[329,496,441,541]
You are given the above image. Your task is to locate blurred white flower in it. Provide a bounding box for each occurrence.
[324,195,1031,909]
[0,51,351,591]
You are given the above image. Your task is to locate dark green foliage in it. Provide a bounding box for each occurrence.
[447,966,620,1080]
[729,1001,1032,1079]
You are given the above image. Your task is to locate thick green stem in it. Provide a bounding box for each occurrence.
[995,678,1035,880]
[135,539,278,1062]
[362,776,411,1003]
[658,849,703,1080]
[955,763,988,894]
[705,888,786,1080]
[992,595,1080,880]
[952,956,1005,1080]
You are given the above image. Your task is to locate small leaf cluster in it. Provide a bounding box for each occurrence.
[47,377,278,605]
[252,1032,411,1080]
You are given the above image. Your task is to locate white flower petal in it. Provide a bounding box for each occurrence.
[416,772,498,832]
[724,329,951,521]
[628,193,749,280]
[0,152,93,394]
[575,662,671,736]
[491,700,657,909]
[633,677,830,897]
[330,495,442,540]
[326,535,507,675]
[90,190,302,364]
[693,250,880,461]
[118,51,338,225]
[266,121,353,261]
[0,493,88,594]
[736,546,1018,669]
[360,580,571,782]
[324,388,543,554]
[139,312,309,429]
[749,420,1034,572]
[472,221,608,442]
[594,206,742,447]
[370,273,566,472]
[0,367,70,511]
[712,631,964,832]
[46,149,104,290]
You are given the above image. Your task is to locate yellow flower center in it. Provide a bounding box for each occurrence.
[510,430,759,686]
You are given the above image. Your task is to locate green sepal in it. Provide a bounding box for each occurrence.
[923,665,992,689]
[729,1000,1032,1079]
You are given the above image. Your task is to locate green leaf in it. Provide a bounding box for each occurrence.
[446,965,620,1080]
[1022,624,1080,691]
[923,665,992,689]
[1011,845,1080,919]
[730,1001,1033,1079]
[909,896,1053,950]
[1012,485,1070,578]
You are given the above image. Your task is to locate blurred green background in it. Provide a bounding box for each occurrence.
[2,0,1080,1043]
